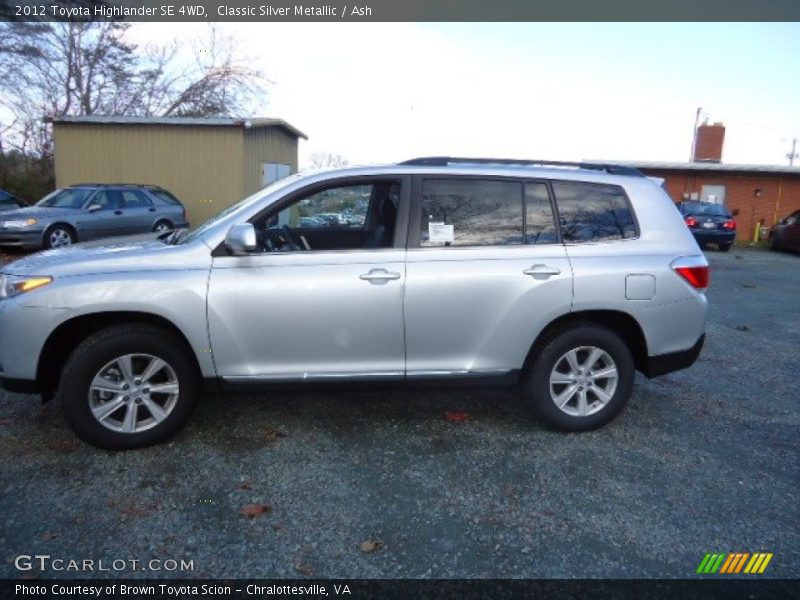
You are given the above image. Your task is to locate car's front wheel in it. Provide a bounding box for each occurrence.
[60,325,199,449]
[523,324,635,431]
[44,224,76,249]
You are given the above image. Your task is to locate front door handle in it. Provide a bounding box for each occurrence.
[114,210,123,215]
[359,269,401,282]
[523,264,561,277]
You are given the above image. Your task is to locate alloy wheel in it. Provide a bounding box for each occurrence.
[49,228,72,248]
[549,346,619,417]
[88,353,180,434]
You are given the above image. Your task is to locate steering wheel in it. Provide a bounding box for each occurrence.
[279,224,303,251]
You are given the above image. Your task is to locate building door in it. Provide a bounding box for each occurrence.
[701,184,726,205]
[261,163,291,187]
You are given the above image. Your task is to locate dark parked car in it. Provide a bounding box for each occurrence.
[677,201,736,251]
[0,184,189,250]
[769,209,800,252]
[0,189,26,212]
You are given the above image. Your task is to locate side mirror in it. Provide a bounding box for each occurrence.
[87,204,102,212]
[224,223,257,255]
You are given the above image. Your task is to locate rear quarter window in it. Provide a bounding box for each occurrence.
[552,181,637,243]
[150,189,182,206]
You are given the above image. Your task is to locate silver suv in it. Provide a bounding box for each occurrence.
[0,158,709,449]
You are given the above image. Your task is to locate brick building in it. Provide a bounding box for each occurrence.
[621,122,800,242]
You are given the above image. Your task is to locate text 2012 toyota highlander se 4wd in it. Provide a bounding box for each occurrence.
[0,158,709,449]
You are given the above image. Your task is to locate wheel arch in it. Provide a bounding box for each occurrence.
[37,311,202,402]
[153,218,173,230]
[43,222,79,244]
[522,309,649,377]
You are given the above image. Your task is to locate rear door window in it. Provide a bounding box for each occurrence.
[552,181,637,243]
[419,179,523,247]
[121,190,153,208]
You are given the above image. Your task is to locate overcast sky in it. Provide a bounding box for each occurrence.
[129,22,800,168]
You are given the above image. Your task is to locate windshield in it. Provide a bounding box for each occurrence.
[682,202,728,216]
[178,173,307,244]
[36,188,93,209]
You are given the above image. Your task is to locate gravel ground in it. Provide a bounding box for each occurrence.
[0,247,797,579]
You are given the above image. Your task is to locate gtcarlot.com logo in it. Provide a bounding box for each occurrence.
[14,554,194,572]
[697,552,773,574]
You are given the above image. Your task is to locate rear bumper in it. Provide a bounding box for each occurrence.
[643,333,705,378]
[690,230,736,245]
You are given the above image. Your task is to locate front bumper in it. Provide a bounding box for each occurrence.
[643,334,705,378]
[0,229,43,249]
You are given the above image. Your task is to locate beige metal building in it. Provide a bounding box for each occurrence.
[50,116,307,224]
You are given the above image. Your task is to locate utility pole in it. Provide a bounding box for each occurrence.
[787,137,798,167]
[690,107,702,162]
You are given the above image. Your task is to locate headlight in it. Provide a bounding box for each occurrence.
[0,274,53,300]
[0,218,37,228]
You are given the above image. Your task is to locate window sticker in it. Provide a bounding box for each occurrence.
[428,222,454,244]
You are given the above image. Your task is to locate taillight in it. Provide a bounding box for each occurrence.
[684,216,697,227]
[671,256,710,291]
[722,219,736,230]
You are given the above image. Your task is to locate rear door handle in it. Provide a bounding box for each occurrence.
[359,269,401,282]
[523,264,561,277]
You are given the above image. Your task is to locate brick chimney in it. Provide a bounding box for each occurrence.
[693,122,725,163]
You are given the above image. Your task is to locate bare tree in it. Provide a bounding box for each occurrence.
[308,152,349,169]
[0,22,266,156]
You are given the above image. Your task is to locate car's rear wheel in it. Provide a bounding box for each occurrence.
[153,220,173,234]
[44,224,76,249]
[523,324,635,431]
[60,325,199,450]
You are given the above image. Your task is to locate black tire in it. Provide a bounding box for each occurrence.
[43,224,76,249]
[60,325,199,450]
[153,220,173,234]
[522,324,635,432]
[719,243,732,252]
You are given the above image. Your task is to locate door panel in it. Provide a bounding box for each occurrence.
[118,190,155,234]
[208,250,406,379]
[78,190,124,240]
[404,175,572,375]
[404,245,573,375]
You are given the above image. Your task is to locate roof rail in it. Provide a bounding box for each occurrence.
[398,156,645,177]
[71,182,145,187]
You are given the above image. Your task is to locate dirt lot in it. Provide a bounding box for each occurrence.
[0,247,797,579]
